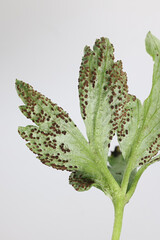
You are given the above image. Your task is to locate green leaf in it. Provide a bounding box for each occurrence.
[16,80,101,182]
[116,32,160,169]
[117,95,143,161]
[135,32,160,166]
[78,38,130,161]
[145,31,160,61]
[16,80,119,195]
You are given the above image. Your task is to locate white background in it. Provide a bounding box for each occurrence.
[1,0,160,239]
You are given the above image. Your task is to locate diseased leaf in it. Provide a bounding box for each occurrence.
[117,95,143,161]
[16,33,160,199]
[16,80,118,195]
[116,32,160,169]
[16,80,100,181]
[137,32,160,165]
[78,38,130,160]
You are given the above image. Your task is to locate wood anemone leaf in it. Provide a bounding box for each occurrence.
[116,32,160,170]
[16,36,136,196]
[78,38,132,161]
[16,80,103,191]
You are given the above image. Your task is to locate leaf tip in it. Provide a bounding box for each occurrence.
[15,79,21,88]
[145,31,160,60]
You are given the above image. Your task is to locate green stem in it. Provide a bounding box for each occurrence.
[121,158,134,194]
[111,198,125,240]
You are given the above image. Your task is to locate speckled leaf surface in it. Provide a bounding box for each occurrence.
[115,32,160,169]
[16,80,101,185]
[69,171,95,192]
[16,33,160,198]
[116,96,143,161]
[137,32,160,165]
[78,38,130,160]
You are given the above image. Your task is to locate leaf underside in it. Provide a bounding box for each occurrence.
[116,32,160,170]
[78,38,131,160]
[16,80,100,191]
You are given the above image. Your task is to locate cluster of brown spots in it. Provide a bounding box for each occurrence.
[78,38,115,120]
[94,38,114,66]
[78,46,91,120]
[50,122,61,135]
[18,125,79,172]
[69,172,94,191]
[90,68,97,88]
[16,80,80,173]
[18,130,28,139]
[17,81,51,108]
[16,81,75,136]
[111,93,137,143]
[94,38,105,67]
[49,159,78,172]
[55,109,72,124]
[117,108,132,141]
[101,60,129,142]
[59,143,71,153]
[16,80,73,127]
[43,137,57,149]
[79,37,130,145]
[132,95,137,102]
[50,163,67,171]
[138,134,160,166]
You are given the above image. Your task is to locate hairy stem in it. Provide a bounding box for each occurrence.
[111,197,125,240]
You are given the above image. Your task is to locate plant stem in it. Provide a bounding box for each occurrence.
[121,158,134,194]
[111,198,125,240]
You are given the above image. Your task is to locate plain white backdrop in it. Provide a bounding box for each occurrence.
[1,0,160,239]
